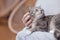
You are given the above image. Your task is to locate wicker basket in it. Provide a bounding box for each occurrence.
[8,0,36,34]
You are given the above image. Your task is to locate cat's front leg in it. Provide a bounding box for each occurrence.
[28,21,37,33]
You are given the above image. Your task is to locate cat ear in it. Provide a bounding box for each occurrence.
[28,6,33,13]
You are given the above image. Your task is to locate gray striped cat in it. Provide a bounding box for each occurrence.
[28,6,60,40]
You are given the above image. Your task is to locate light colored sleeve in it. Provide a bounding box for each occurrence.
[16,27,31,40]
[16,27,56,40]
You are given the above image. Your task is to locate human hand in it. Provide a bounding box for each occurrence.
[22,12,32,27]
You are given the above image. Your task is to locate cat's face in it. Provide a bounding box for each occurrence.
[29,6,45,18]
[34,7,44,17]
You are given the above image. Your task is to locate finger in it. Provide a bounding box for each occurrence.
[22,15,31,24]
[22,12,30,20]
[25,19,32,26]
[24,15,31,23]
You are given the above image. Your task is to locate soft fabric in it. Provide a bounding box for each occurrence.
[16,27,55,40]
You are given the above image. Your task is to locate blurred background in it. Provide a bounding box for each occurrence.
[0,0,36,40]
